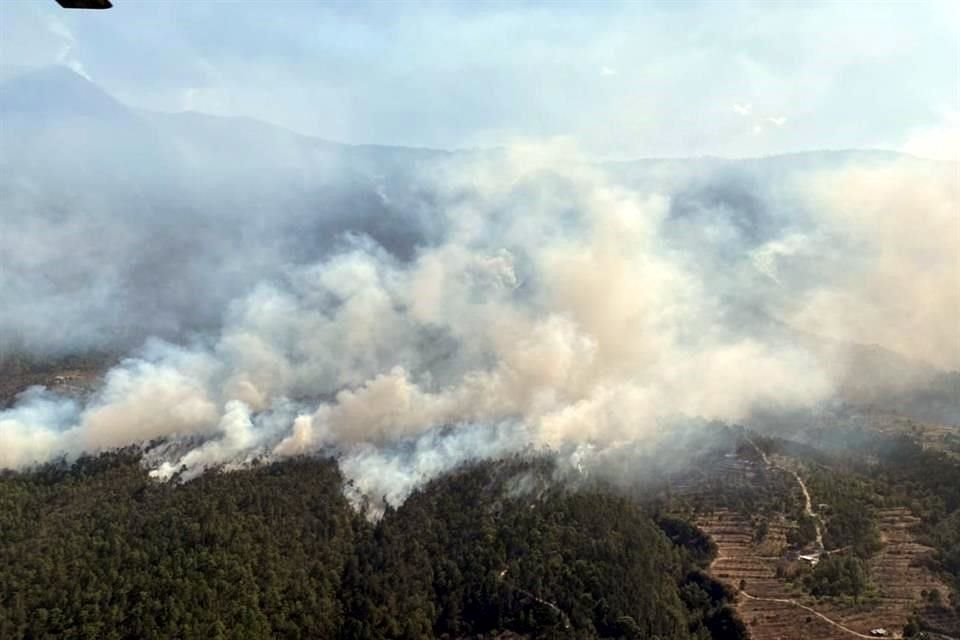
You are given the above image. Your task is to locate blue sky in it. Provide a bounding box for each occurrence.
[1,0,957,158]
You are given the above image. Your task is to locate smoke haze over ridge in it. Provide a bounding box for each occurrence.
[1,67,958,507]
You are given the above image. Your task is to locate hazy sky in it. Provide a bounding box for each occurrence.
[1,0,958,158]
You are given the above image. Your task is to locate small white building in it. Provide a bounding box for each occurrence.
[798,553,821,566]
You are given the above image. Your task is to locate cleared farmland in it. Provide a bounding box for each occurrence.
[692,455,959,640]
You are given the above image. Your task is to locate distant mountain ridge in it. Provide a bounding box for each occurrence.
[3,65,946,164]
[1,66,955,427]
[0,66,456,354]
[0,65,129,119]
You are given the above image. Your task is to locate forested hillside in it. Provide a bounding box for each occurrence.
[0,452,744,640]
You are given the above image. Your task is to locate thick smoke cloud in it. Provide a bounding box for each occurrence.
[787,162,960,371]
[0,67,445,356]
[1,72,958,506]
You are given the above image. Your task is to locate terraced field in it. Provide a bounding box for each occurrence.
[697,509,855,640]
[867,415,960,461]
[818,508,960,638]
[694,474,959,639]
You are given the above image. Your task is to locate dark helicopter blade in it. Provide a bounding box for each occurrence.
[55,0,113,9]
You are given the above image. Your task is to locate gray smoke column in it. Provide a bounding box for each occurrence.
[1,142,957,507]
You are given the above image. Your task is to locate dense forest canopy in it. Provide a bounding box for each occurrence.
[0,452,745,640]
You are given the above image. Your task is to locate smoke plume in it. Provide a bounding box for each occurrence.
[1,124,957,506]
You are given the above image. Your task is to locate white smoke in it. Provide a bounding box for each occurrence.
[1,146,957,507]
[786,161,960,371]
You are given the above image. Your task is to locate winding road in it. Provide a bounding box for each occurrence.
[735,434,888,639]
[786,466,824,552]
[743,433,824,553]
[496,568,571,630]
[739,591,881,639]
[732,432,960,640]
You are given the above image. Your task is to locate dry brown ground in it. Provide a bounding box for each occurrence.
[697,509,854,640]
[817,508,959,638]
[697,504,959,640]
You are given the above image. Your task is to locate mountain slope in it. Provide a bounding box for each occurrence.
[0,453,743,640]
[0,67,447,355]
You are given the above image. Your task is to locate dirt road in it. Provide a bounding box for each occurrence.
[743,432,824,552]
[740,591,882,639]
